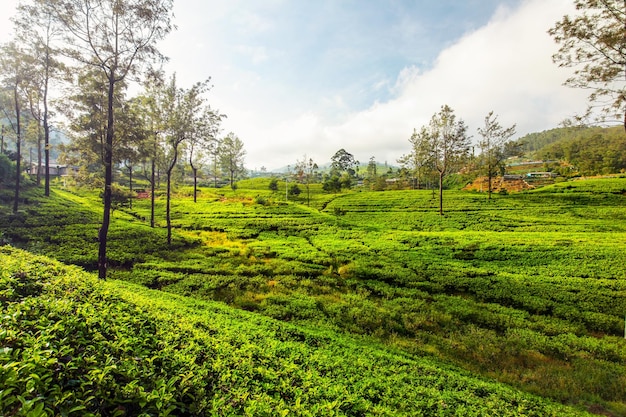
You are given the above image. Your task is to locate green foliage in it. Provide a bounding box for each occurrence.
[516,126,626,175]
[0,247,593,416]
[537,126,626,175]
[268,178,278,192]
[322,175,342,193]
[0,153,14,184]
[288,183,301,197]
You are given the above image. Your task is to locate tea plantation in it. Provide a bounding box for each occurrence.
[1,176,625,415]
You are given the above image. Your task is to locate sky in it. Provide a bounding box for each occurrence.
[0,0,587,171]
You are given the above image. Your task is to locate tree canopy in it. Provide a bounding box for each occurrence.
[549,0,626,128]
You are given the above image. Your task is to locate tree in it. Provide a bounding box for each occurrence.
[324,148,357,193]
[219,132,246,189]
[188,105,224,202]
[14,0,66,196]
[268,178,279,192]
[62,68,125,184]
[477,111,517,200]
[118,96,153,209]
[288,183,301,197]
[136,71,167,228]
[0,42,30,214]
[50,0,174,278]
[161,76,209,245]
[399,127,433,190]
[549,1,626,129]
[366,156,377,181]
[330,148,358,176]
[425,105,471,215]
[294,155,317,206]
[322,175,342,193]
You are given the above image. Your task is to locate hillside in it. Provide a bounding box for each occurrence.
[1,178,626,415]
[0,246,590,416]
[514,126,626,175]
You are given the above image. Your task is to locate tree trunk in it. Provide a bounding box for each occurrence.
[98,74,115,280]
[487,169,493,200]
[13,85,21,214]
[166,145,179,245]
[128,164,133,209]
[43,49,50,197]
[438,171,444,216]
[193,166,198,203]
[150,156,155,228]
[36,124,42,186]
[166,170,172,245]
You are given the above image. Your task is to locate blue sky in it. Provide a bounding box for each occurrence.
[1,0,586,170]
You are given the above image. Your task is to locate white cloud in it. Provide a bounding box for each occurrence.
[0,0,587,172]
[236,0,585,170]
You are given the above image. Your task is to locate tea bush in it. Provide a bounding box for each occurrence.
[1,247,594,416]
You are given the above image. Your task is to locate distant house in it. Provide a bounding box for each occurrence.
[28,161,78,177]
[135,189,150,199]
[526,172,557,179]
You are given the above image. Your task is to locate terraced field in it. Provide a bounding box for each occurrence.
[1,176,625,415]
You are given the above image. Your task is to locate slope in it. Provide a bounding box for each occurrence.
[0,246,592,416]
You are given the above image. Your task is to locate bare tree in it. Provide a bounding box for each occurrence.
[50,0,174,278]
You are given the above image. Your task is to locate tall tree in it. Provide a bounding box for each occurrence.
[366,156,377,181]
[162,76,209,245]
[136,71,166,228]
[117,96,152,208]
[219,132,247,189]
[477,111,517,200]
[399,127,433,190]
[188,105,223,202]
[14,0,65,196]
[324,148,358,192]
[425,105,471,215]
[549,0,626,129]
[0,42,29,213]
[62,68,123,183]
[50,0,174,278]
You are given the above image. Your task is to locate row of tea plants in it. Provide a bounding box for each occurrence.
[1,246,594,416]
[0,177,625,414]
